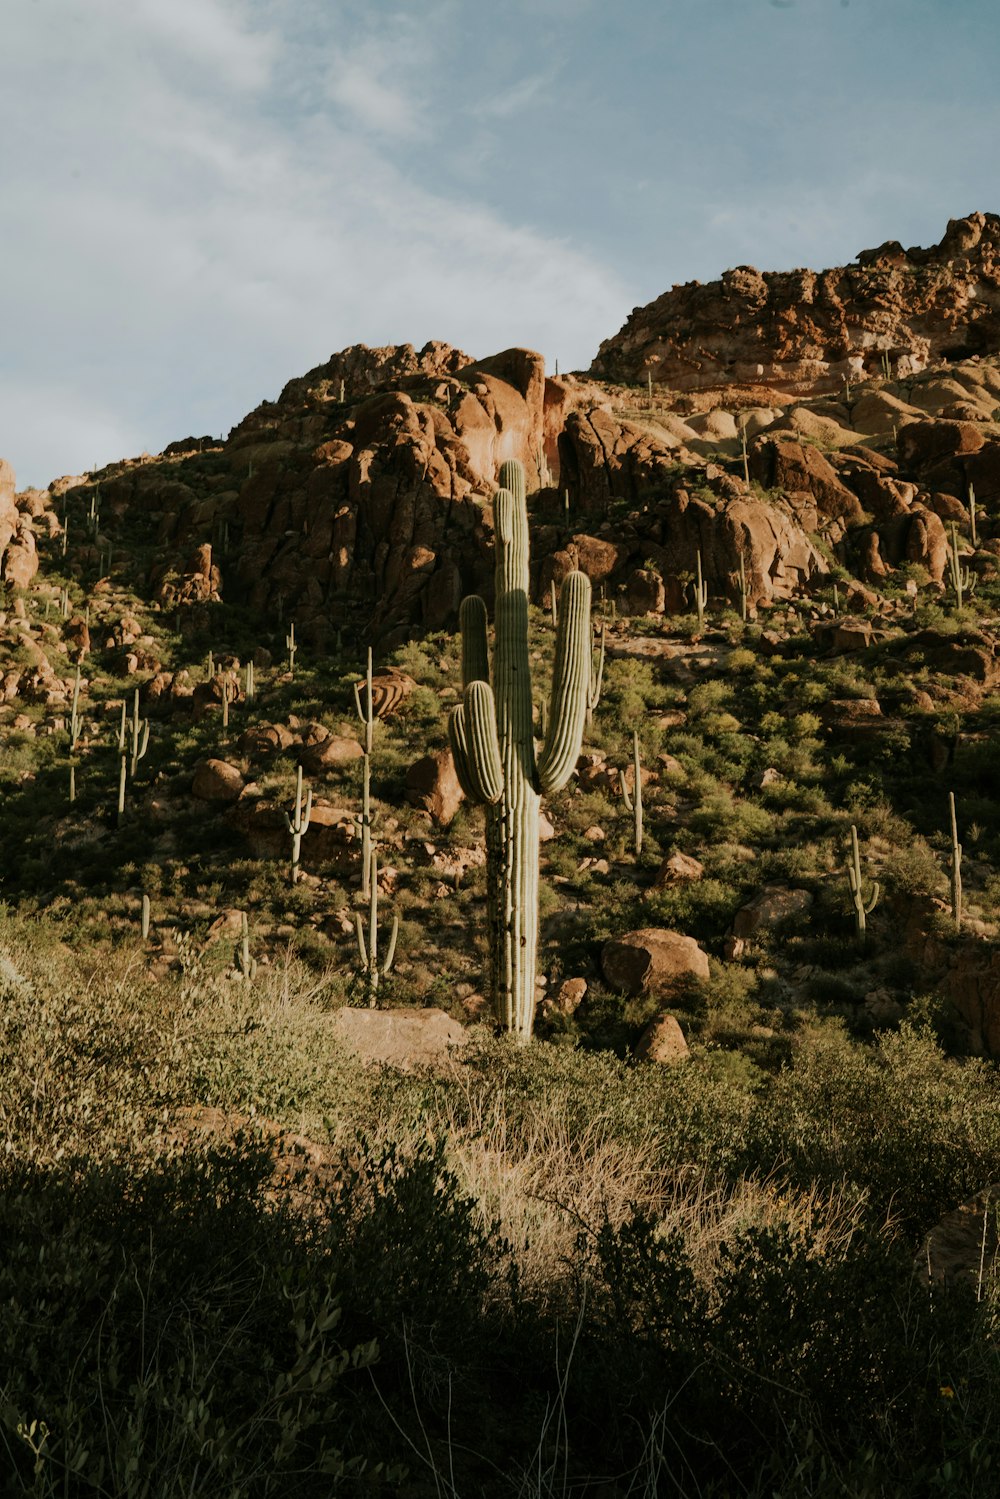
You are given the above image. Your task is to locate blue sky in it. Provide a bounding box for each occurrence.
[2,0,997,487]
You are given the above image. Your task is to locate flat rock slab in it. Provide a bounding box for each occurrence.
[331,1006,468,1071]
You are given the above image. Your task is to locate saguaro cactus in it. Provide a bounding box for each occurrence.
[948,791,963,931]
[621,730,644,856]
[355,846,399,1006]
[846,824,880,939]
[448,459,593,1040]
[285,765,312,885]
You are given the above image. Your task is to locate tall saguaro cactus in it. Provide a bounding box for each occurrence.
[449,459,594,1040]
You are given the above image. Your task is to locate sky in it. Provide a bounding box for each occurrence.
[2,0,998,488]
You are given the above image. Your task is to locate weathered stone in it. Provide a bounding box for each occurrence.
[653,852,705,888]
[405,748,464,826]
[634,1014,690,1065]
[732,886,814,939]
[192,758,245,802]
[601,928,710,996]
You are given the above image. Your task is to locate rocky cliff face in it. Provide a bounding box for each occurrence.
[591,212,1000,394]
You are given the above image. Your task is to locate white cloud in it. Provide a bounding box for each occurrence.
[1,0,628,488]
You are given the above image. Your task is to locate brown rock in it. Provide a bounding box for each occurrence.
[240,722,295,758]
[330,1007,467,1071]
[732,886,813,939]
[601,928,710,996]
[634,1014,690,1065]
[654,852,705,886]
[591,215,1000,394]
[299,735,365,774]
[405,749,464,826]
[192,758,245,802]
[544,977,588,1017]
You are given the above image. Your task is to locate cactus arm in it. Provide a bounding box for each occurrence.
[463,681,505,804]
[588,618,605,712]
[537,571,592,795]
[354,912,369,969]
[459,595,490,687]
[494,485,530,596]
[354,648,375,754]
[449,704,488,804]
[382,914,399,977]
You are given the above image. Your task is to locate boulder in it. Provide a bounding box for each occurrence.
[732,886,813,938]
[601,928,710,996]
[634,1014,690,1065]
[405,749,464,826]
[192,758,245,802]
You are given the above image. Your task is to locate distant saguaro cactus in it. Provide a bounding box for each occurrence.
[449,459,594,1040]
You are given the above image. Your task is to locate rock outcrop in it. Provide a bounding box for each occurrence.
[591,213,1000,394]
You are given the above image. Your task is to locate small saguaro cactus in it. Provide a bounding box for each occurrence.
[846,823,880,939]
[737,554,749,623]
[127,689,150,778]
[355,754,379,899]
[353,648,375,755]
[235,911,257,980]
[221,676,237,729]
[141,893,151,941]
[354,846,398,1006]
[69,670,82,752]
[948,791,963,931]
[286,621,297,675]
[448,458,594,1040]
[285,764,312,885]
[967,481,979,548]
[245,659,255,703]
[948,522,976,608]
[620,729,644,856]
[693,550,708,632]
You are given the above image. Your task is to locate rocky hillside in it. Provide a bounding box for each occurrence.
[592,211,1000,394]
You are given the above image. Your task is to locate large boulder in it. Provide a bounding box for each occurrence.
[405,749,464,826]
[601,928,710,996]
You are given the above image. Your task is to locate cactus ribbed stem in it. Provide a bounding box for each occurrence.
[949,791,963,932]
[846,824,880,939]
[355,847,398,1005]
[354,648,375,755]
[621,730,644,856]
[449,459,593,1040]
[285,765,312,885]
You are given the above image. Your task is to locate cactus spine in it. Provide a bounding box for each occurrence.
[846,824,880,939]
[448,459,593,1040]
[948,792,963,932]
[355,846,398,1005]
[621,730,644,856]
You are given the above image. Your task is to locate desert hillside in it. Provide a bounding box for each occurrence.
[2,219,1000,1495]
